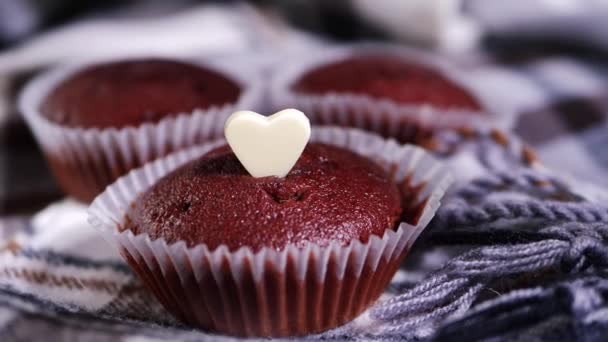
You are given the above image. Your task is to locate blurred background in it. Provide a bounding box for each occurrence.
[2,0,608,216]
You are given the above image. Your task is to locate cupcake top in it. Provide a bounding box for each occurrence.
[41,59,241,128]
[292,54,482,111]
[127,143,403,252]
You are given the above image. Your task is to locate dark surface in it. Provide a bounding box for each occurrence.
[0,117,62,214]
[41,59,241,129]
[1,69,62,215]
[128,143,403,251]
[293,55,483,111]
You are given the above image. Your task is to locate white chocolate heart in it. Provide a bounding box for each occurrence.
[224,109,311,178]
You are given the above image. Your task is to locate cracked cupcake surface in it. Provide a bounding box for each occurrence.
[126,143,403,252]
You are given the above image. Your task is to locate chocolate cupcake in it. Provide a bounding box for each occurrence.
[20,58,262,202]
[271,44,510,144]
[88,125,451,337]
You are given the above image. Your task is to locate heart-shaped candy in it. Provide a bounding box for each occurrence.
[224,109,311,178]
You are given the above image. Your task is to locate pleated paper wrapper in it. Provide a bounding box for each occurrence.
[88,127,452,337]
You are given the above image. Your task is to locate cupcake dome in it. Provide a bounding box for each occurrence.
[292,54,482,111]
[41,59,241,128]
[128,143,402,251]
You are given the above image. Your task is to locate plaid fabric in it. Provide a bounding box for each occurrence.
[452,49,608,188]
[2,4,608,341]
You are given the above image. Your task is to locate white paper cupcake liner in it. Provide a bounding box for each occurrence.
[19,57,264,202]
[88,127,452,337]
[270,43,515,143]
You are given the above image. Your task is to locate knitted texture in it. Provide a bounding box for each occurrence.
[361,142,608,340]
[371,222,608,340]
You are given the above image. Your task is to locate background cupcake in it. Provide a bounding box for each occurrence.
[270,43,512,144]
[19,58,263,202]
[88,123,451,337]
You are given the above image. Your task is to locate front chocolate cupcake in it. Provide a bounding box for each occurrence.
[130,143,402,251]
[88,110,451,337]
[20,58,262,202]
[271,44,511,144]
